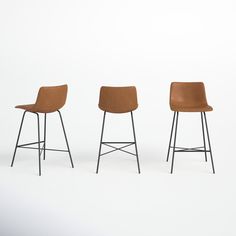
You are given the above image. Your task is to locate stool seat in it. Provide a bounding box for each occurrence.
[99,86,138,113]
[171,105,213,112]
[15,104,36,112]
[15,85,68,113]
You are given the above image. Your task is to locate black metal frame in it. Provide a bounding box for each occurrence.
[96,111,141,174]
[166,111,215,174]
[11,110,74,176]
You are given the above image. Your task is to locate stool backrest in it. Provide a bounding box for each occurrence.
[170,82,208,109]
[34,84,68,113]
[99,86,138,113]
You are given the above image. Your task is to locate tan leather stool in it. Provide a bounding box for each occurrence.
[166,82,215,174]
[11,84,74,176]
[96,86,141,173]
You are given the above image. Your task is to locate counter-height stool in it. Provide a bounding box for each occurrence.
[96,86,141,174]
[11,84,74,176]
[166,82,215,174]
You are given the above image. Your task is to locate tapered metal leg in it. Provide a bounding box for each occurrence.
[171,112,179,174]
[131,111,141,174]
[57,110,74,168]
[96,111,106,174]
[201,112,207,162]
[11,111,27,167]
[166,112,176,162]
[43,113,47,160]
[203,112,215,174]
[36,113,41,176]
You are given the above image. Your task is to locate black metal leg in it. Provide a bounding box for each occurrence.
[43,113,46,160]
[166,112,176,162]
[131,111,141,174]
[11,111,27,167]
[203,112,215,174]
[36,113,41,176]
[57,110,74,168]
[96,111,106,174]
[171,112,179,174]
[201,112,207,162]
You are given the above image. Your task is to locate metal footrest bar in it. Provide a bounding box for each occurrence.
[17,140,68,153]
[171,146,204,150]
[18,146,69,152]
[103,142,134,149]
[102,142,135,144]
[18,141,44,147]
[175,150,210,153]
[100,142,136,157]
[170,146,210,152]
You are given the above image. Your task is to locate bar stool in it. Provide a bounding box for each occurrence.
[11,84,74,176]
[96,86,141,174]
[166,82,215,174]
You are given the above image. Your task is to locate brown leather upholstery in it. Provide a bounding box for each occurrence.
[170,82,213,112]
[99,86,138,113]
[16,85,68,113]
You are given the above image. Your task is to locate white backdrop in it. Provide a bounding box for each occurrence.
[0,0,236,235]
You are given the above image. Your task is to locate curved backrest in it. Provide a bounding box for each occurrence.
[170,82,208,109]
[99,86,138,113]
[34,84,68,113]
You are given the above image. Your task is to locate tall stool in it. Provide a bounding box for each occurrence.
[11,84,74,176]
[96,86,141,174]
[166,82,215,174]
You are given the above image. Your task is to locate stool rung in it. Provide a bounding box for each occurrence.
[174,150,210,153]
[102,142,135,144]
[18,141,44,147]
[17,146,69,153]
[171,146,210,153]
[100,141,136,157]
